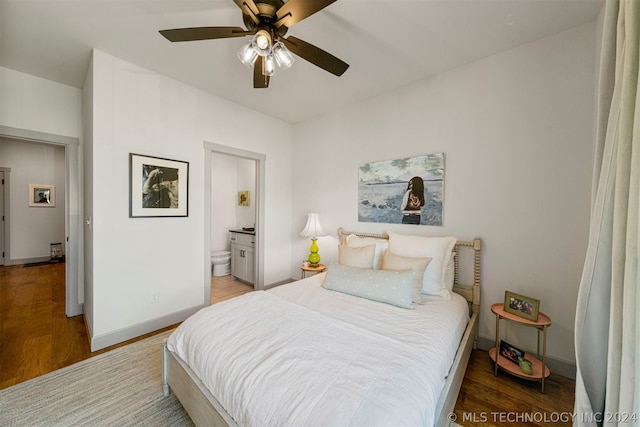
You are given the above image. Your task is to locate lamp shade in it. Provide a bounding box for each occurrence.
[299,213,326,238]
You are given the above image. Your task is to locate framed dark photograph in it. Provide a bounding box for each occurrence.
[129,153,189,218]
[504,290,540,322]
[499,340,525,365]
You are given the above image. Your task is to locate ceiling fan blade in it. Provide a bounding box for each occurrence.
[233,0,260,25]
[281,36,348,77]
[275,0,337,28]
[160,27,251,42]
[253,56,270,88]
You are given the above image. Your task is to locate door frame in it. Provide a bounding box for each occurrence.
[0,168,8,266]
[203,141,265,304]
[0,125,83,316]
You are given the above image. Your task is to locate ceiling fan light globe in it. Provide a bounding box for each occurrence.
[255,34,269,50]
[264,54,276,76]
[252,29,272,56]
[273,42,294,69]
[237,42,258,67]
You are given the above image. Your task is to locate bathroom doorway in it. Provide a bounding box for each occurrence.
[203,142,265,305]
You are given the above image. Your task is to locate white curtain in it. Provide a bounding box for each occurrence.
[574,1,640,425]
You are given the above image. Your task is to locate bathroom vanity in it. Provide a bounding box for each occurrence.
[229,229,255,285]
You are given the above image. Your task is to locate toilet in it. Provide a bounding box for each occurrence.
[211,251,231,277]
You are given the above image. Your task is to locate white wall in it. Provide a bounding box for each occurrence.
[235,157,256,229]
[211,152,238,253]
[0,138,66,261]
[211,153,256,254]
[0,65,84,317]
[292,24,596,372]
[0,67,81,138]
[87,49,293,348]
[0,68,82,262]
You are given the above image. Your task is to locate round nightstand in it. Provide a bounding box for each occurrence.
[490,302,551,393]
[300,263,326,279]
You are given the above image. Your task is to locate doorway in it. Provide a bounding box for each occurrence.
[0,126,81,317]
[203,142,265,305]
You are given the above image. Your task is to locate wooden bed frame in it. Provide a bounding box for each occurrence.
[163,229,481,427]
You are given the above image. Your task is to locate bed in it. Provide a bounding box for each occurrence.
[163,229,481,427]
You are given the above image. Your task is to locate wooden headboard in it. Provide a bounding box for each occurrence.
[337,228,482,316]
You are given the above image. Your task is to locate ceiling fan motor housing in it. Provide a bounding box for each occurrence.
[243,0,287,31]
[243,3,288,40]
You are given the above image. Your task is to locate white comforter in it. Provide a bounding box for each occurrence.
[167,273,469,427]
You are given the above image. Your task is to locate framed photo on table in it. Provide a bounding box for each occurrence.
[504,290,540,322]
[129,153,189,217]
[29,184,55,207]
[499,340,524,365]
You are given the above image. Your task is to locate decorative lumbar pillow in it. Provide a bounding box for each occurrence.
[380,250,432,304]
[387,232,456,298]
[338,244,376,269]
[345,234,389,269]
[322,263,415,309]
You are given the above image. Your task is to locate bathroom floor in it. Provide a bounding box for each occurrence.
[211,274,253,304]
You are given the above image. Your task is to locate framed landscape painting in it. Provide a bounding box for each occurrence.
[129,153,189,217]
[358,153,444,226]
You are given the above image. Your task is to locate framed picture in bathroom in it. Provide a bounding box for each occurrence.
[238,191,250,206]
[129,153,189,217]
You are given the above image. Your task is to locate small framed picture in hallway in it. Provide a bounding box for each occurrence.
[29,184,55,207]
[129,153,189,218]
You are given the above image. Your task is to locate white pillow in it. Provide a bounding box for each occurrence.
[387,232,456,298]
[322,263,415,309]
[444,254,455,291]
[345,234,389,269]
[338,244,376,269]
[380,250,432,304]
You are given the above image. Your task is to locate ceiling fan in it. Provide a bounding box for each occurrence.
[159,0,349,88]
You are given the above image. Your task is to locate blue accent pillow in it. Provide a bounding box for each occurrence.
[322,263,415,309]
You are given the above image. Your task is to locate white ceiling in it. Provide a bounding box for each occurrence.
[0,0,603,124]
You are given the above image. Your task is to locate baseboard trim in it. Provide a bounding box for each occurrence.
[476,335,576,380]
[90,305,203,352]
[264,278,295,290]
[4,256,50,266]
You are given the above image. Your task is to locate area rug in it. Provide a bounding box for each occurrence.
[0,330,194,426]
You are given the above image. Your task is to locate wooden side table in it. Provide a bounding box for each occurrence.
[300,263,326,279]
[490,302,551,393]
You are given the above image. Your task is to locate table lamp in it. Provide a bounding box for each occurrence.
[299,213,326,266]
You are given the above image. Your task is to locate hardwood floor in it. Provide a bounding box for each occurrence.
[454,349,576,426]
[1,263,574,425]
[0,264,252,389]
[0,263,174,389]
[210,274,253,304]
